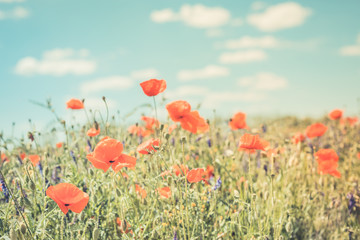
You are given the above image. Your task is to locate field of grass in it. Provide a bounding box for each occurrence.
[0,84,360,239]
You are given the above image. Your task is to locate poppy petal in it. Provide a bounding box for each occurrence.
[87,153,112,172]
[68,193,89,213]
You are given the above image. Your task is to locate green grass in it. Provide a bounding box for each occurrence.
[0,106,359,239]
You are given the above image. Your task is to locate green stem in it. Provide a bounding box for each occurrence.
[0,168,33,239]
[152,96,158,138]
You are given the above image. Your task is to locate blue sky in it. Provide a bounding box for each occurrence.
[1,0,360,137]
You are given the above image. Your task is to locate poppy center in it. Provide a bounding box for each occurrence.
[109,160,115,163]
[65,204,70,206]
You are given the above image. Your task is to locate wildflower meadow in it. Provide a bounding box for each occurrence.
[0,79,359,239]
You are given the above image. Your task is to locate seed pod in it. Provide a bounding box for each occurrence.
[30,181,36,191]
[44,167,49,176]
[116,188,121,197]
[20,223,27,234]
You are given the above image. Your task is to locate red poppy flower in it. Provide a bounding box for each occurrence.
[229,112,247,130]
[205,165,214,180]
[306,123,327,138]
[136,138,160,154]
[1,153,8,162]
[173,164,189,176]
[317,161,341,178]
[87,127,100,137]
[315,149,341,178]
[141,116,159,130]
[328,109,343,120]
[238,134,266,151]
[314,149,339,162]
[112,154,137,172]
[135,184,147,199]
[128,125,150,137]
[86,137,136,172]
[116,218,133,234]
[187,168,205,183]
[20,153,26,160]
[166,100,208,134]
[56,142,63,148]
[140,79,167,96]
[66,98,84,110]
[357,152,360,160]
[340,117,358,126]
[291,132,305,144]
[157,186,171,198]
[28,155,40,166]
[46,183,89,214]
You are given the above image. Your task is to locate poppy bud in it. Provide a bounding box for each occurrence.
[160,124,164,131]
[80,212,86,221]
[93,227,99,240]
[102,96,106,101]
[120,220,128,233]
[28,132,34,142]
[164,133,170,140]
[61,120,66,126]
[20,223,27,234]
[116,188,121,197]
[44,167,49,176]
[181,136,187,143]
[89,168,94,176]
[30,181,36,191]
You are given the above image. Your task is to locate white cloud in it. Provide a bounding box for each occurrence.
[251,1,266,11]
[339,45,360,56]
[150,8,179,23]
[151,4,231,28]
[206,28,223,38]
[224,36,278,49]
[130,68,159,80]
[238,72,288,90]
[177,65,230,81]
[80,76,133,94]
[203,91,265,108]
[165,86,209,99]
[219,49,267,64]
[0,0,25,3]
[14,48,96,76]
[0,7,29,19]
[247,2,311,32]
[339,34,360,56]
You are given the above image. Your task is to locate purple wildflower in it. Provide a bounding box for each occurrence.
[207,139,212,147]
[70,150,77,164]
[213,177,222,191]
[0,176,9,202]
[38,162,43,176]
[87,139,93,152]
